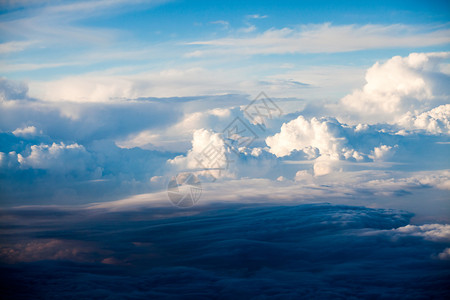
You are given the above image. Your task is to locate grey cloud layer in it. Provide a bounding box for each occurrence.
[1,204,449,299]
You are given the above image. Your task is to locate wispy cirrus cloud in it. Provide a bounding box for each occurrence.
[0,41,36,54]
[210,20,230,29]
[186,23,450,57]
[0,0,172,46]
[246,14,268,19]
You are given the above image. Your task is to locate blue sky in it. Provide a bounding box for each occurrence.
[1,1,450,297]
[1,0,449,83]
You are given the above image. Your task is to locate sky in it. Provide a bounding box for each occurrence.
[1,0,450,298]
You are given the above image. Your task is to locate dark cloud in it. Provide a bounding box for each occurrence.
[1,204,449,299]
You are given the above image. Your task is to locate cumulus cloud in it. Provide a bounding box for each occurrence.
[12,125,40,137]
[265,116,373,175]
[17,142,91,172]
[168,128,233,179]
[392,224,450,242]
[266,116,350,158]
[294,169,315,183]
[370,144,397,161]
[341,52,450,124]
[398,104,450,134]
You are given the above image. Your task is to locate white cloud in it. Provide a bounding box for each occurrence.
[341,52,450,124]
[186,24,450,57]
[17,142,91,172]
[391,224,450,242]
[28,68,245,102]
[210,20,229,29]
[12,125,40,137]
[168,128,233,179]
[313,156,340,176]
[0,0,171,45]
[246,14,267,19]
[238,25,257,33]
[265,116,364,162]
[294,170,314,183]
[370,145,396,161]
[26,63,367,101]
[397,104,450,134]
[251,148,262,157]
[411,170,450,191]
[0,40,35,54]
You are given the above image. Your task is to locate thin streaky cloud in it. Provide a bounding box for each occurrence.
[247,14,268,19]
[186,23,450,56]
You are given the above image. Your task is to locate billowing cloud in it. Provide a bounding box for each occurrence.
[391,224,450,242]
[12,125,40,137]
[267,116,346,157]
[265,116,370,170]
[398,104,450,134]
[17,142,91,172]
[168,128,233,179]
[341,52,450,124]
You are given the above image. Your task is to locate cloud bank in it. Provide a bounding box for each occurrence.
[1,204,449,298]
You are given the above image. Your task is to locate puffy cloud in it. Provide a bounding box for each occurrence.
[265,116,369,170]
[388,224,450,242]
[341,52,450,124]
[438,248,450,260]
[168,128,232,179]
[313,156,339,176]
[266,116,349,158]
[370,144,397,161]
[398,104,450,134]
[17,142,91,172]
[12,125,40,137]
[294,170,314,183]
